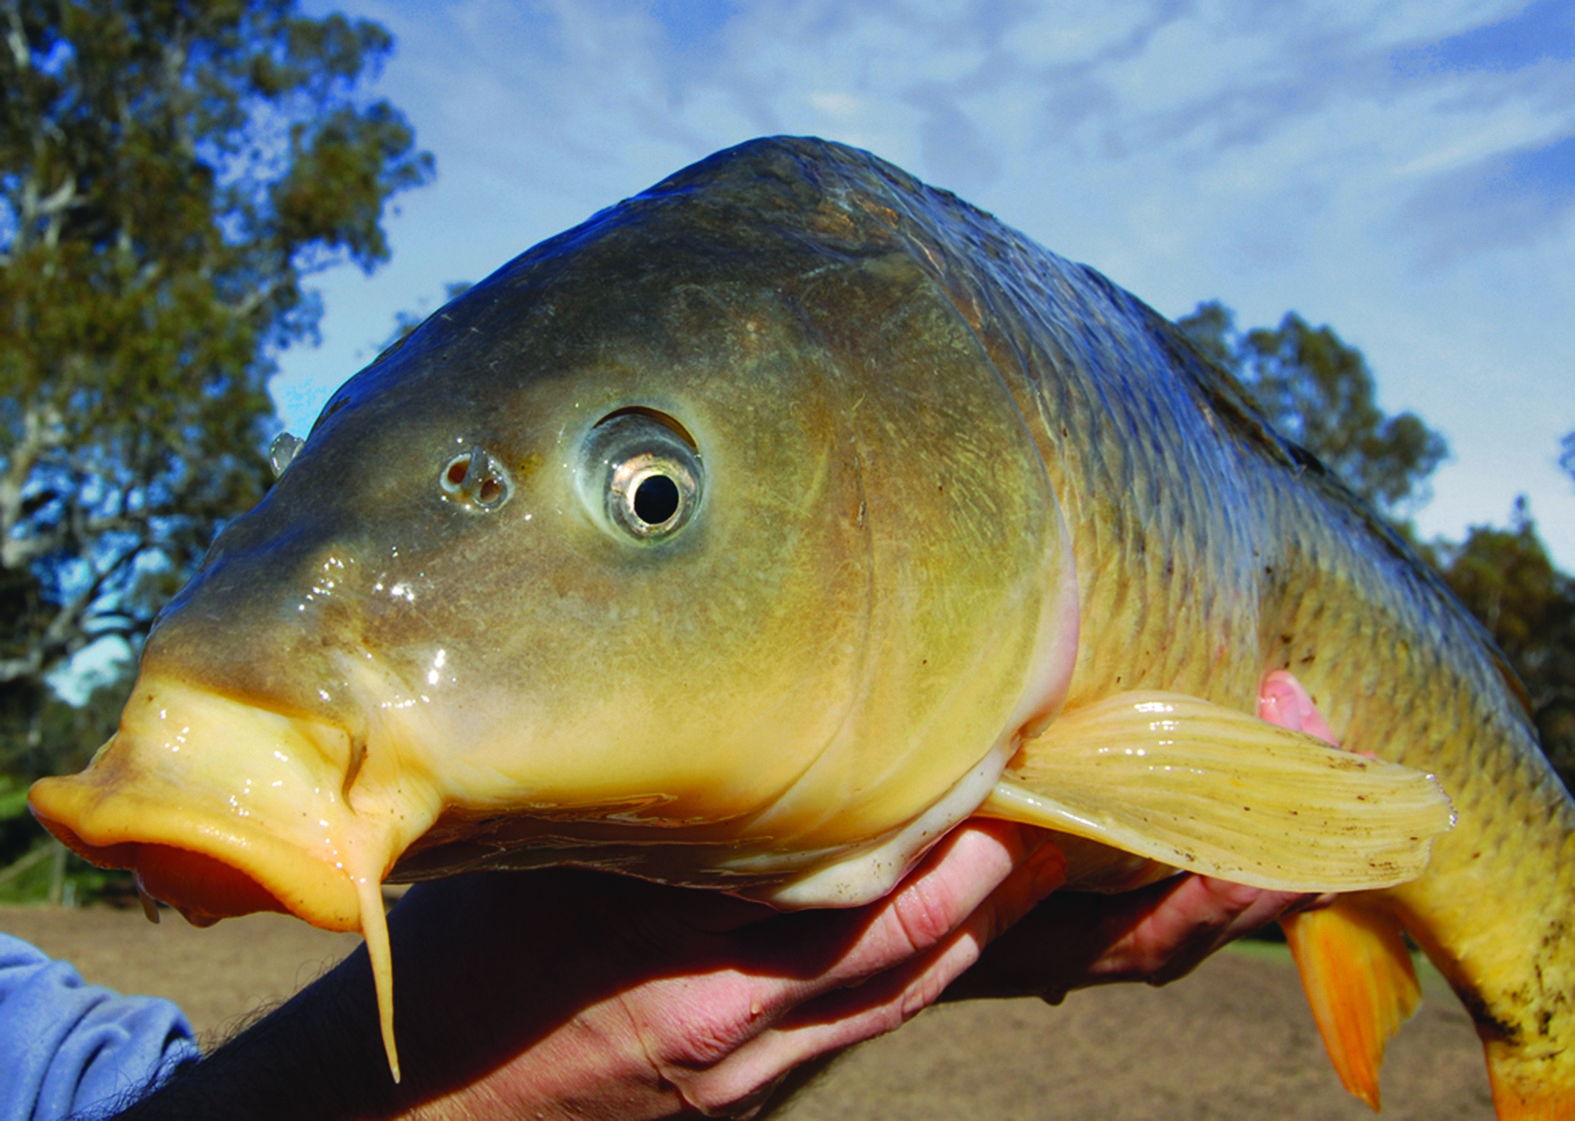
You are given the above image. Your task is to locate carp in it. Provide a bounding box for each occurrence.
[30,138,1568,1116]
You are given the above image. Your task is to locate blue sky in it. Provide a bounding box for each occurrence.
[280,0,1575,566]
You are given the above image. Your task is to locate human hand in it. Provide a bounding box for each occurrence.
[114,818,1064,1120]
[374,819,1066,1120]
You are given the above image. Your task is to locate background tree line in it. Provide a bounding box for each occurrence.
[0,0,430,899]
[2,0,1572,900]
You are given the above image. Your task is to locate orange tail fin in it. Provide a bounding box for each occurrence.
[1281,898,1421,1111]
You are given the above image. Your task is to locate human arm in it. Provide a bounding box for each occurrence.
[111,837,1306,1121]
[0,932,196,1121]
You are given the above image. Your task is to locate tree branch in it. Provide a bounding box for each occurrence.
[1,403,68,569]
[3,0,29,73]
[0,538,145,686]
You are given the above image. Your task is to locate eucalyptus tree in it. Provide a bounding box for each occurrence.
[0,0,432,775]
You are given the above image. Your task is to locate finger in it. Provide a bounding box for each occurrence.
[777,829,1067,1028]
[728,819,1054,998]
[951,865,1314,1003]
[1108,874,1310,987]
[625,821,1055,1066]
[613,821,1039,1049]
[665,829,1067,1115]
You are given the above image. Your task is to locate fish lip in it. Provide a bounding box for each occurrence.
[29,772,366,931]
[25,675,394,933]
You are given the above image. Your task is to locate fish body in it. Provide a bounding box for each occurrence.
[29,138,1570,1114]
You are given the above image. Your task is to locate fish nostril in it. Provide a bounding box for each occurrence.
[441,446,511,511]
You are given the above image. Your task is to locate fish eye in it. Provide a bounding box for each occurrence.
[440,445,511,511]
[579,408,702,541]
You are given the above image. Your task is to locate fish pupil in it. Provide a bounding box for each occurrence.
[633,473,681,525]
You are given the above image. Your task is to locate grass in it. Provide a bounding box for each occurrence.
[0,839,131,906]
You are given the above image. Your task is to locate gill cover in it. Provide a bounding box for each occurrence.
[31,138,1080,930]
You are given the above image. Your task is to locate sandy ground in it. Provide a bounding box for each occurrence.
[2,902,1495,1120]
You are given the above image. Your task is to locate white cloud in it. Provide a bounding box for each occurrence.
[1006,5,1161,68]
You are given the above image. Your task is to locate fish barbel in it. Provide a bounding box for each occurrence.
[29,138,1569,1115]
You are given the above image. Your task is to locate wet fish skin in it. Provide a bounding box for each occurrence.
[42,142,1078,901]
[29,137,1571,1111]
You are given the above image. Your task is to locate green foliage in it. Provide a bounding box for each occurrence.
[0,773,28,822]
[0,662,134,900]
[0,0,433,784]
[1437,500,1575,786]
[1178,302,1448,518]
[0,769,58,901]
[0,834,128,907]
[0,770,40,869]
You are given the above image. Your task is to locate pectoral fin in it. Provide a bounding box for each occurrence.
[1280,898,1420,1111]
[978,692,1453,892]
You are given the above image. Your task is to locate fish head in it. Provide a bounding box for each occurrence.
[30,141,1080,930]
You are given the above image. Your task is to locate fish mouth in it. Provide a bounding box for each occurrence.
[30,780,365,930]
[27,676,412,933]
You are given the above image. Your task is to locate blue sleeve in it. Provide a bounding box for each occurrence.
[0,932,199,1121]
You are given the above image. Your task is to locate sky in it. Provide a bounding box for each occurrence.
[279,0,1575,567]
